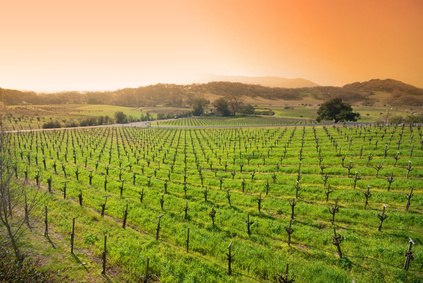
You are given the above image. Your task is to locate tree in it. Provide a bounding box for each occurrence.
[316,98,360,123]
[191,97,210,116]
[212,97,231,116]
[227,97,244,116]
[239,104,255,115]
[114,111,127,123]
[0,123,40,260]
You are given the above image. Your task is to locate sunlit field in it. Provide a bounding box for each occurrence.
[8,124,423,282]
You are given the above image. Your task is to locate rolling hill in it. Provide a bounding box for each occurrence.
[1,79,422,107]
[197,74,319,88]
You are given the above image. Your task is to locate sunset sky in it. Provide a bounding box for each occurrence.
[1,0,422,92]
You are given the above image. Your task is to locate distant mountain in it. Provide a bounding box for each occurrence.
[198,74,319,88]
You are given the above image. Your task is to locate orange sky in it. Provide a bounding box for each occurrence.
[1,0,422,92]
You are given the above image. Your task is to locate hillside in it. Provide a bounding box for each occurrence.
[1,79,423,107]
[343,79,423,106]
[198,74,319,88]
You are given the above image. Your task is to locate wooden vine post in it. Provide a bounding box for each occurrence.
[404,238,415,271]
[139,189,145,203]
[122,204,128,229]
[156,214,164,240]
[256,193,263,212]
[44,206,48,237]
[289,198,296,220]
[246,214,254,237]
[24,194,30,227]
[325,185,334,202]
[405,188,413,211]
[386,173,394,191]
[184,201,189,219]
[209,205,216,226]
[160,194,165,210]
[186,228,190,253]
[144,257,150,283]
[374,162,383,177]
[78,191,83,206]
[203,187,208,202]
[377,204,388,231]
[363,185,371,209]
[284,219,294,246]
[101,195,111,217]
[102,235,107,274]
[329,201,339,225]
[62,181,68,199]
[226,241,235,276]
[353,172,361,189]
[71,218,75,253]
[331,227,344,258]
[406,161,413,179]
[278,263,295,283]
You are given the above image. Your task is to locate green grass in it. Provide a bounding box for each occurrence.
[154,116,316,126]
[5,124,423,282]
[3,104,152,130]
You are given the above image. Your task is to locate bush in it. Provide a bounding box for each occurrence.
[42,120,61,129]
[114,111,127,123]
[79,117,98,127]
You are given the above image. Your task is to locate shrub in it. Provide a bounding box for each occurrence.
[42,120,61,129]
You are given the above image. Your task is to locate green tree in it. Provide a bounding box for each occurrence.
[212,97,231,116]
[316,98,360,123]
[192,97,210,116]
[239,104,255,115]
[114,111,127,123]
[228,97,244,116]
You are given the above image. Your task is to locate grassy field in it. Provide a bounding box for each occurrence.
[2,104,191,130]
[154,116,316,126]
[3,103,420,131]
[4,124,423,282]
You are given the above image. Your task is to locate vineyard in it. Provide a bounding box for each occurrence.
[154,116,316,126]
[5,124,423,282]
